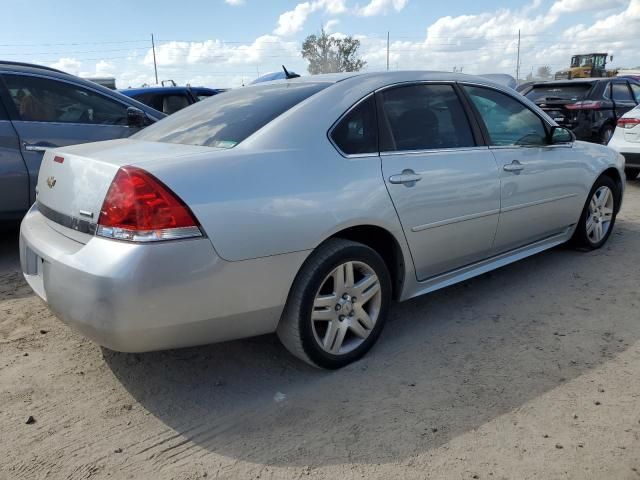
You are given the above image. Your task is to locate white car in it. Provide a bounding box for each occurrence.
[609,104,640,179]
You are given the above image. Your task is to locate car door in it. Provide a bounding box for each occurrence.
[462,84,585,253]
[611,81,638,119]
[377,83,501,280]
[0,93,29,219]
[0,73,139,203]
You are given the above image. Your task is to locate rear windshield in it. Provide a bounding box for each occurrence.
[133,82,329,148]
[525,83,593,103]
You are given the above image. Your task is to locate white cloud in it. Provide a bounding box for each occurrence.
[274,2,316,36]
[50,57,81,75]
[225,0,245,4]
[324,18,340,32]
[273,0,350,36]
[355,0,408,16]
[549,0,627,15]
[143,35,300,67]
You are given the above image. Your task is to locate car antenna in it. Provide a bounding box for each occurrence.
[282,65,300,79]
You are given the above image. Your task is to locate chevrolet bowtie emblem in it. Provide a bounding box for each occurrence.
[46,176,56,189]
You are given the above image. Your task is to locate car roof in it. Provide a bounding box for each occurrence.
[254,70,511,89]
[0,60,165,119]
[120,86,222,95]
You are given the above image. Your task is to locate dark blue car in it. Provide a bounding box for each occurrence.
[119,86,226,115]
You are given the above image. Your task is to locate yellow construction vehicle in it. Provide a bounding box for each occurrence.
[554,53,617,80]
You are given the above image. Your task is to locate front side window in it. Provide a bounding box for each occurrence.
[612,82,634,102]
[331,96,377,155]
[3,74,128,125]
[465,86,547,146]
[134,82,329,148]
[378,84,475,152]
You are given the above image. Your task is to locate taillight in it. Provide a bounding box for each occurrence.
[617,117,640,129]
[96,166,202,242]
[565,101,602,110]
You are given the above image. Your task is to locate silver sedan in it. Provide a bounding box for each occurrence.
[20,71,625,369]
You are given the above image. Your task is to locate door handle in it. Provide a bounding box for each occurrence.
[389,169,422,185]
[503,160,524,172]
[23,143,48,152]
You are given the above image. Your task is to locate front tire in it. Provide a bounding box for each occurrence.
[571,175,619,249]
[277,238,391,369]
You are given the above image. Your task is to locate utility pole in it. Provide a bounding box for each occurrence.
[386,31,390,71]
[151,33,159,85]
[515,29,521,83]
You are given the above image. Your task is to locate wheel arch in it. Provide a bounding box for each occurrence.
[327,224,407,301]
[599,166,623,213]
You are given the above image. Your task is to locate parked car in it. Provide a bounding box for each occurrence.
[119,86,226,114]
[520,77,640,144]
[608,104,640,179]
[0,61,164,222]
[20,71,625,369]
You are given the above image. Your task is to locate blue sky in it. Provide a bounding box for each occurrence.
[2,0,638,87]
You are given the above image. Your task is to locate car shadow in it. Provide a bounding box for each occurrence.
[0,226,33,302]
[103,222,640,468]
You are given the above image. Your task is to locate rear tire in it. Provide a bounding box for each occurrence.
[625,167,640,180]
[277,238,391,369]
[600,125,614,145]
[571,175,619,250]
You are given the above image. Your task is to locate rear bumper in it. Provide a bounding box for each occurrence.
[608,137,640,168]
[20,205,308,352]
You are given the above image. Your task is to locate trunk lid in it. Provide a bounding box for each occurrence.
[36,139,220,241]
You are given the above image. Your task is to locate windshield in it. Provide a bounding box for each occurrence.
[525,83,593,103]
[133,82,329,148]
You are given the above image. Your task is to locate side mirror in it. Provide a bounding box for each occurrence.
[549,126,575,144]
[126,107,147,128]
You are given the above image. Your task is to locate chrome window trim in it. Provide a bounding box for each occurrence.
[327,93,380,159]
[380,146,489,157]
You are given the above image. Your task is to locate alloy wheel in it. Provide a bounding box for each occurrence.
[586,185,614,244]
[311,261,382,355]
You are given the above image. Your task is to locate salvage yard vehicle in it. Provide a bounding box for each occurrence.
[522,77,640,144]
[0,61,164,222]
[609,104,640,179]
[20,71,625,369]
[554,53,616,80]
[119,86,227,115]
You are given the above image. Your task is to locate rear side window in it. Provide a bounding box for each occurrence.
[465,86,547,146]
[378,84,475,152]
[631,84,640,103]
[134,82,329,148]
[3,74,128,125]
[331,96,377,155]
[525,83,592,102]
[612,83,634,102]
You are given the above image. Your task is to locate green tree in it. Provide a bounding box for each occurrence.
[301,29,366,74]
[537,65,552,79]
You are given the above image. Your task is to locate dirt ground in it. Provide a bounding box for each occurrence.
[1,181,640,480]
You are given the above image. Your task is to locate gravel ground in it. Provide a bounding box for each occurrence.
[1,180,639,480]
